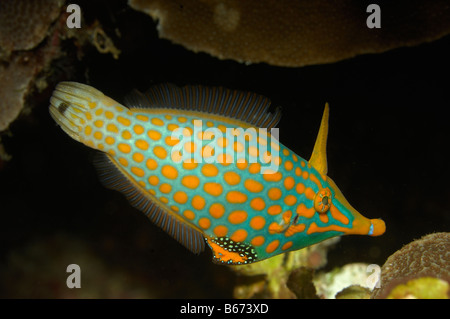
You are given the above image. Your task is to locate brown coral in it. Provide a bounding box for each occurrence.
[0,0,65,132]
[0,0,64,59]
[371,232,450,299]
[0,54,42,132]
[129,0,450,67]
[0,0,121,134]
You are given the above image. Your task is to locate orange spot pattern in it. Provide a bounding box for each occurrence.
[91,107,339,263]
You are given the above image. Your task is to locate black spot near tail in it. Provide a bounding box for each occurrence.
[58,102,70,115]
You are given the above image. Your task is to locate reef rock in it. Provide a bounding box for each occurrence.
[371,232,450,299]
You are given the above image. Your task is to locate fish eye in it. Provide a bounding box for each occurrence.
[314,188,332,213]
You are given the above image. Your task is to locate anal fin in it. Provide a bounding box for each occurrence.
[93,152,205,254]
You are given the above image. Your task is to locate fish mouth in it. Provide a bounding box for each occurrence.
[327,176,386,237]
[345,209,386,236]
[335,200,386,237]
[368,218,386,236]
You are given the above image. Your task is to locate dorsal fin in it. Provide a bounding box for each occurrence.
[309,103,329,176]
[124,83,282,129]
[93,152,205,254]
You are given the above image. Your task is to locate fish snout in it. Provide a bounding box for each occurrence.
[368,218,386,236]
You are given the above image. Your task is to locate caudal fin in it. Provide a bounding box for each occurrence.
[49,82,105,142]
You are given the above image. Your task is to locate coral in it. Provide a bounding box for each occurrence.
[386,277,449,299]
[0,0,65,132]
[128,0,450,67]
[0,1,120,133]
[286,268,319,299]
[0,0,64,59]
[89,24,121,60]
[0,53,45,132]
[313,263,378,299]
[233,252,301,298]
[371,232,450,299]
[335,285,371,299]
[66,20,121,60]
[231,237,338,298]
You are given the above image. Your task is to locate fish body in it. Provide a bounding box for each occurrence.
[49,82,385,264]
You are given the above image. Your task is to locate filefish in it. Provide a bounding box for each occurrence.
[49,82,385,265]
